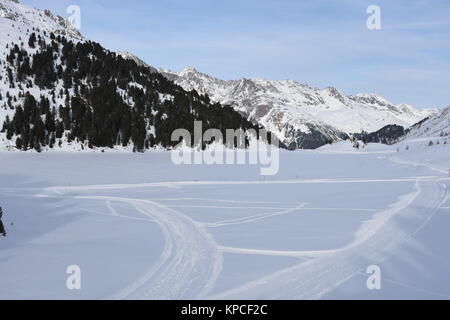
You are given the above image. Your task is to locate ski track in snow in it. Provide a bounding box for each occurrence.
[208,155,449,299]
[42,176,448,194]
[30,155,448,300]
[106,200,119,217]
[210,180,447,299]
[355,271,450,299]
[205,203,307,228]
[74,196,223,300]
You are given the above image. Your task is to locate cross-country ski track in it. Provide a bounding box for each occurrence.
[34,154,449,300]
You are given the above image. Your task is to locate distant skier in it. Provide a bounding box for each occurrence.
[0,207,6,237]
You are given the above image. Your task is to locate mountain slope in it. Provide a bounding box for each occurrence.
[0,0,83,46]
[117,52,158,72]
[158,67,436,149]
[403,106,450,140]
[354,124,406,145]
[0,0,261,152]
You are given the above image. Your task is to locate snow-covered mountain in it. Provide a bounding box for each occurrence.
[0,0,84,150]
[0,0,259,152]
[159,67,437,149]
[116,52,158,72]
[404,106,450,139]
[0,0,440,151]
[0,0,83,47]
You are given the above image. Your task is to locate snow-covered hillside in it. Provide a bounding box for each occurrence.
[0,0,85,150]
[159,67,436,149]
[0,0,83,51]
[403,106,450,140]
[0,0,259,153]
[116,52,157,72]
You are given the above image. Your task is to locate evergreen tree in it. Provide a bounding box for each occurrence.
[28,33,37,48]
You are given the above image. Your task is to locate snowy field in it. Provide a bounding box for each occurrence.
[0,139,449,300]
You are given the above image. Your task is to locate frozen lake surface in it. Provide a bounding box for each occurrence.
[0,140,449,299]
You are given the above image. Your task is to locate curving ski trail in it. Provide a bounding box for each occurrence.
[210,180,447,299]
[73,196,223,300]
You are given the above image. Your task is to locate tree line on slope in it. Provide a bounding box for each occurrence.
[1,33,261,152]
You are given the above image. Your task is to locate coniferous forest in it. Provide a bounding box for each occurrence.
[1,33,261,152]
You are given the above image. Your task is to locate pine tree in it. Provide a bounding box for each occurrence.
[15,137,23,150]
[28,33,36,48]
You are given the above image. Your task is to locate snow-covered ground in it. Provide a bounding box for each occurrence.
[0,138,449,300]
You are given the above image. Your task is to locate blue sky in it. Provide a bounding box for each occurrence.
[24,0,450,108]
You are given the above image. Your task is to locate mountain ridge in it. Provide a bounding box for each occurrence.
[0,0,262,152]
[403,106,450,140]
[157,66,436,149]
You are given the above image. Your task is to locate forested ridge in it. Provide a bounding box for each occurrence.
[0,33,261,152]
